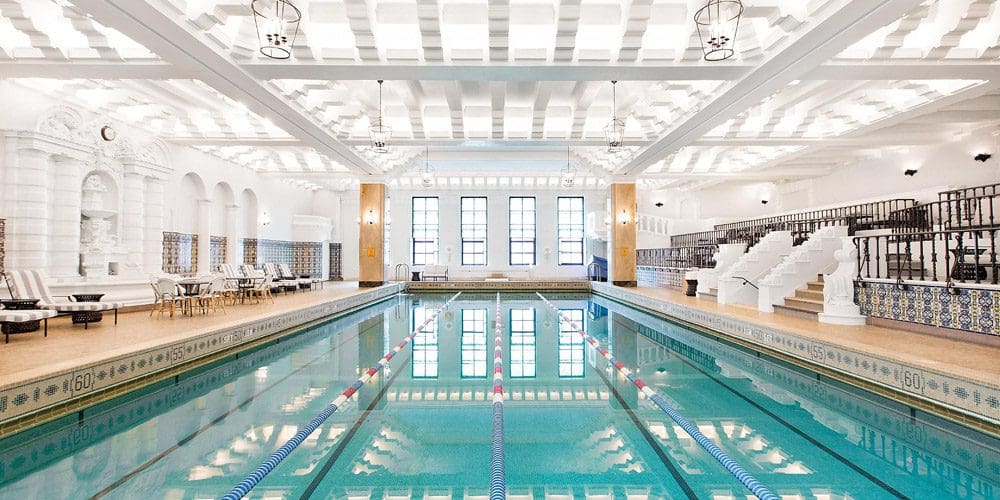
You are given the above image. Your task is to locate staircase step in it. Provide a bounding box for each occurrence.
[794,288,824,301]
[773,304,820,320]
[806,281,825,291]
[782,297,824,313]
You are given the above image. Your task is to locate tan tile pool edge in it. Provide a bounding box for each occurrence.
[0,284,404,435]
[591,283,1000,437]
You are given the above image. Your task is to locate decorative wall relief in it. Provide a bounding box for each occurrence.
[292,242,322,277]
[857,282,999,337]
[162,232,198,275]
[210,236,227,273]
[329,243,342,281]
[243,238,258,269]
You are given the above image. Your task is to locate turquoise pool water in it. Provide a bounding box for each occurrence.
[0,293,996,499]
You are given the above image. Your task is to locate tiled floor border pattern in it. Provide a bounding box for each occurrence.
[0,298,397,484]
[406,281,591,292]
[590,296,999,485]
[591,283,1000,427]
[857,281,999,337]
[637,266,687,290]
[0,284,404,428]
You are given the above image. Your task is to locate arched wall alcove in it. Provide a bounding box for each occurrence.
[171,172,207,234]
[241,188,259,239]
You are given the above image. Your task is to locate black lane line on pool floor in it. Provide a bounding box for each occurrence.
[652,338,910,500]
[593,361,699,499]
[88,327,371,500]
[299,355,411,499]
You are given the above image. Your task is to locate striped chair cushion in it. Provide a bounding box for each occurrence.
[279,264,320,284]
[263,263,298,286]
[5,270,122,311]
[0,310,58,322]
[44,302,122,312]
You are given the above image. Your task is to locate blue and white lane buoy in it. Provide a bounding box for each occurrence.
[489,293,506,500]
[221,292,462,500]
[536,293,779,500]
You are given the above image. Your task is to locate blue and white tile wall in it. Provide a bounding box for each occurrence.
[292,242,323,277]
[857,282,999,337]
[637,266,686,290]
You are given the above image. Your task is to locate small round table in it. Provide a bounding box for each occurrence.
[71,294,105,325]
[1,299,41,334]
[411,271,421,281]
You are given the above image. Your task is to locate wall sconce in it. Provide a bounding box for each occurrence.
[974,153,992,162]
[760,199,769,205]
[618,209,632,225]
[363,208,378,225]
[903,168,919,176]
[259,211,271,228]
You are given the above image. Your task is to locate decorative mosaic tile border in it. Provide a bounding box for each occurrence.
[591,283,1000,426]
[858,281,999,337]
[0,284,403,427]
[161,231,197,275]
[329,243,342,280]
[406,281,591,292]
[209,235,227,273]
[243,238,258,268]
[597,297,999,483]
[637,266,687,290]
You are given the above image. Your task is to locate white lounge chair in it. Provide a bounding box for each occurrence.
[5,270,123,329]
[0,309,58,343]
[263,263,299,293]
[278,263,321,290]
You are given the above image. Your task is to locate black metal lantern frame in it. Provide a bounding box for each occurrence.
[252,0,302,60]
[694,0,743,62]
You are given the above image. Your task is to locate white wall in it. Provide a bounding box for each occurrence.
[636,127,1000,241]
[386,188,606,280]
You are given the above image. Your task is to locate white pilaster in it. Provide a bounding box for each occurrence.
[7,148,51,271]
[226,204,241,265]
[47,155,83,277]
[143,178,165,274]
[121,172,146,274]
[197,199,212,274]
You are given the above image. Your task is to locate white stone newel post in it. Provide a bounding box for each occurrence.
[143,178,165,274]
[48,155,83,277]
[121,172,146,276]
[818,237,867,326]
[8,148,51,271]
[197,199,212,274]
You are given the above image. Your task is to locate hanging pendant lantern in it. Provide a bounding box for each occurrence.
[369,80,392,154]
[561,147,576,188]
[694,0,743,62]
[420,147,434,187]
[251,0,301,60]
[604,81,625,153]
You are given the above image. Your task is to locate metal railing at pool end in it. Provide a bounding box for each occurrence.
[220,292,462,500]
[536,292,780,500]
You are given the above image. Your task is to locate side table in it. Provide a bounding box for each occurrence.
[1,299,41,334]
[71,294,105,325]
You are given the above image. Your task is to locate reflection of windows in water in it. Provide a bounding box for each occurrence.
[461,309,488,378]
[558,309,585,378]
[510,308,536,378]
[412,307,439,378]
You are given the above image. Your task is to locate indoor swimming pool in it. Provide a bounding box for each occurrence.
[0,292,996,499]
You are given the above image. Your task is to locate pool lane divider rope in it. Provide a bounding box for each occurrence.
[535,293,779,500]
[489,293,506,500]
[221,292,462,500]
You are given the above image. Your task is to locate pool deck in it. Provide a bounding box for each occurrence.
[593,284,1000,430]
[0,282,403,432]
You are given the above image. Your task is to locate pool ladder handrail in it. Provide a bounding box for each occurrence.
[393,263,411,282]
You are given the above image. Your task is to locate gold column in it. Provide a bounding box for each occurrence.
[610,183,637,287]
[359,183,386,287]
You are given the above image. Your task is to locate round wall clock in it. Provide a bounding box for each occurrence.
[100,125,116,141]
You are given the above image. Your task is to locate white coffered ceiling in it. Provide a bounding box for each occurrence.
[1,0,998,191]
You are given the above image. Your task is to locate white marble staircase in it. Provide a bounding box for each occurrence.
[758,225,847,312]
[774,275,826,320]
[717,231,793,306]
